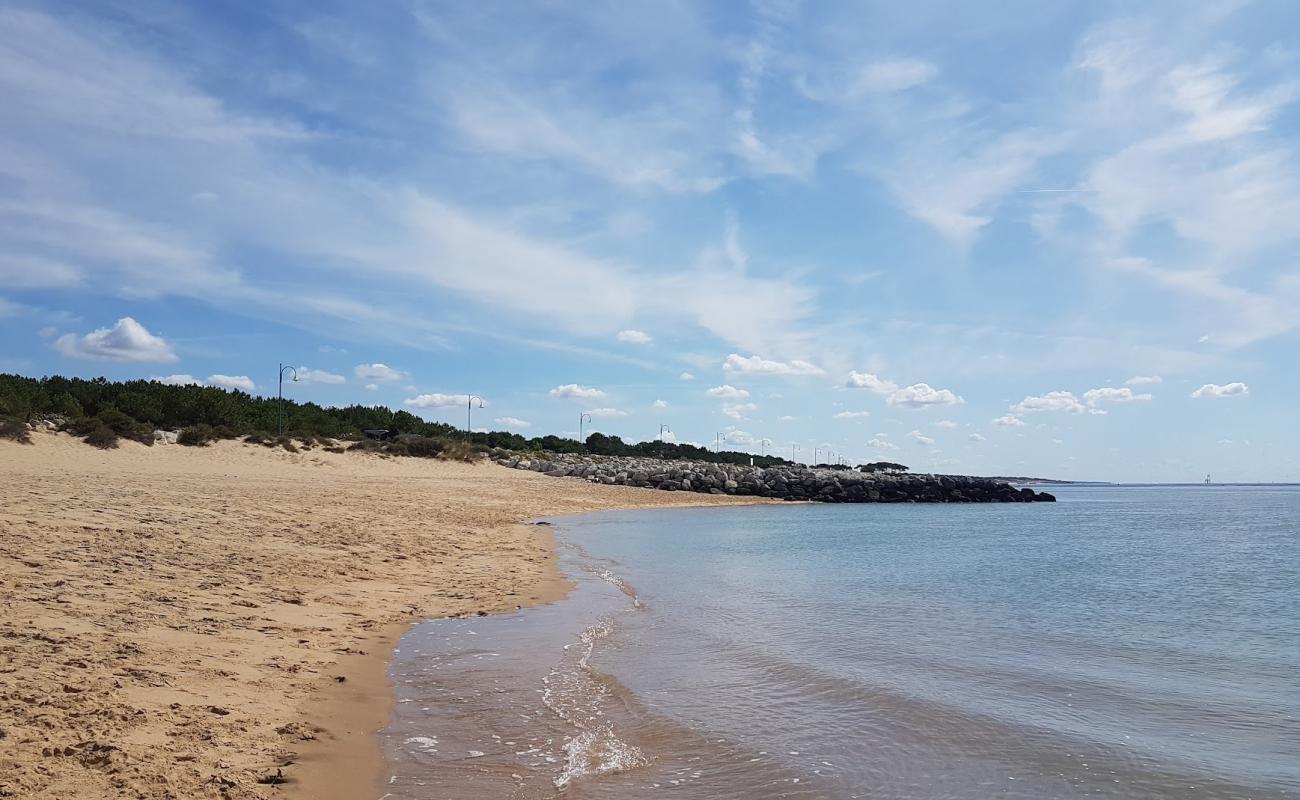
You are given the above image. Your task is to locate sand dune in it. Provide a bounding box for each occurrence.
[0,431,764,799]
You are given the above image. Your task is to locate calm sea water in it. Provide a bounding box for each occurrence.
[381,485,1300,799]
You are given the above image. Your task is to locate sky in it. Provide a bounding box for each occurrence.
[2,0,1298,482]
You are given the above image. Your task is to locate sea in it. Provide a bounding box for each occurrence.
[380,485,1300,799]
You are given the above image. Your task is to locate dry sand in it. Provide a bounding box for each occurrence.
[0,431,767,799]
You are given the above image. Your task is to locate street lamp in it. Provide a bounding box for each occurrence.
[760,438,771,457]
[715,432,726,453]
[579,412,592,443]
[466,394,484,434]
[277,363,298,436]
[792,443,800,463]
[659,424,671,441]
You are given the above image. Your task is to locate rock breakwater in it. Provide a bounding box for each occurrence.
[496,454,1055,503]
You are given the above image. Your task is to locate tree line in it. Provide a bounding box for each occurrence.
[0,373,794,466]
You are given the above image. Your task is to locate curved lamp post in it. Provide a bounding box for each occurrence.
[466,394,484,434]
[579,412,592,444]
[277,364,298,435]
[715,431,726,453]
[791,443,800,463]
[659,424,672,442]
[760,438,772,457]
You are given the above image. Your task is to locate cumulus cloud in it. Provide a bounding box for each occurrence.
[867,437,899,451]
[616,329,653,344]
[53,317,177,362]
[652,399,668,410]
[679,372,695,381]
[1191,382,1249,398]
[992,414,1026,428]
[1125,375,1163,386]
[706,384,751,399]
[723,354,825,376]
[845,372,963,407]
[933,420,958,429]
[844,371,898,394]
[207,374,256,392]
[364,383,379,391]
[778,415,797,421]
[886,383,964,408]
[354,363,405,382]
[1083,386,1152,406]
[405,393,474,408]
[833,410,871,420]
[968,432,986,442]
[587,407,628,417]
[550,384,606,400]
[296,367,347,384]
[494,416,530,428]
[721,402,758,420]
[154,374,202,386]
[908,429,935,445]
[1011,391,1090,414]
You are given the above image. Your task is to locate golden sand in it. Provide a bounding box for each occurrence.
[0,431,766,799]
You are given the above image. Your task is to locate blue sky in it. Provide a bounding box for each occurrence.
[2,0,1298,482]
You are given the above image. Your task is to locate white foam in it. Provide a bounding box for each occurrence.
[553,724,648,789]
[404,736,439,752]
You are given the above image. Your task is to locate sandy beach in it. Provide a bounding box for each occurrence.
[0,432,765,799]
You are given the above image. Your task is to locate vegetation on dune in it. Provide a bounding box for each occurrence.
[0,373,798,467]
[0,415,33,444]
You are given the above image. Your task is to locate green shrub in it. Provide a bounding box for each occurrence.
[244,431,271,445]
[178,424,216,447]
[347,438,384,453]
[84,425,119,449]
[273,436,298,453]
[0,416,32,444]
[86,408,154,446]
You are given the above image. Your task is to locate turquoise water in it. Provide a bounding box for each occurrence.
[383,485,1300,798]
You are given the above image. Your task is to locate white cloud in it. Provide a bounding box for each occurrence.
[1125,375,1163,386]
[205,374,255,392]
[296,367,347,384]
[354,363,405,382]
[706,384,750,399]
[493,416,531,428]
[721,402,758,420]
[992,414,1026,428]
[844,371,898,394]
[154,374,202,386]
[587,407,628,417]
[1190,382,1249,399]
[908,429,935,445]
[933,420,958,429]
[405,393,474,408]
[866,437,899,451]
[968,432,986,442]
[723,353,825,376]
[364,383,379,391]
[1012,391,1089,414]
[833,410,871,420]
[1083,386,1152,406]
[53,317,177,362]
[778,415,797,421]
[678,372,695,381]
[845,371,964,408]
[616,329,653,344]
[651,399,668,410]
[886,383,965,408]
[550,384,606,400]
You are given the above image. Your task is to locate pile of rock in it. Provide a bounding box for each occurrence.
[495,454,1055,503]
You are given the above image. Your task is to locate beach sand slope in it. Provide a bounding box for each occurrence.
[0,432,764,799]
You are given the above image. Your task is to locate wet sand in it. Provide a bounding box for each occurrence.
[0,431,768,799]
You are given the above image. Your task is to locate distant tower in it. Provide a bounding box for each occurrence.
[1205,473,1212,485]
